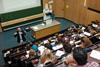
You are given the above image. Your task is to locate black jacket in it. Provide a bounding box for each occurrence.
[14,31,26,43]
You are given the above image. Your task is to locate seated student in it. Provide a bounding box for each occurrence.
[55,33,63,43]
[61,34,70,43]
[82,36,93,47]
[63,41,72,54]
[64,47,99,67]
[31,44,38,52]
[87,25,96,35]
[44,43,53,50]
[92,21,100,32]
[75,41,85,48]
[29,49,36,59]
[40,49,56,67]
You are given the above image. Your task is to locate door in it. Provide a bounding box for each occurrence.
[53,0,65,17]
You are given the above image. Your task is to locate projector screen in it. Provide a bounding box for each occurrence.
[2,0,41,13]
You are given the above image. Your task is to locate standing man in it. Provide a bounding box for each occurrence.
[14,27,26,44]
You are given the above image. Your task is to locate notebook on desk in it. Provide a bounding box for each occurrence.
[83,32,91,36]
[43,40,49,44]
[90,50,100,60]
[92,24,98,28]
[52,44,63,51]
[55,50,65,57]
[38,46,46,55]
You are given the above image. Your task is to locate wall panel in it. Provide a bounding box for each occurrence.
[42,0,100,25]
[53,0,65,17]
[64,0,74,21]
[87,0,100,11]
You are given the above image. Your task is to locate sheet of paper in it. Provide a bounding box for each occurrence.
[51,39,57,42]
[80,33,85,37]
[83,32,91,36]
[52,44,63,50]
[99,36,100,39]
[45,19,52,24]
[92,24,98,28]
[43,40,49,44]
[26,54,29,58]
[26,51,30,54]
[90,50,100,60]
[51,42,56,46]
[75,40,81,44]
[33,26,38,30]
[38,46,46,55]
[41,23,45,26]
[70,40,74,45]
[52,36,56,38]
[55,50,65,57]
[82,27,85,30]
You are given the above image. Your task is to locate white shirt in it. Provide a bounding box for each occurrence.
[18,32,23,43]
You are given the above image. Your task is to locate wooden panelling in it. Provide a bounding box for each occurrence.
[64,0,74,21]
[43,0,49,7]
[65,0,85,24]
[96,0,100,11]
[87,0,97,9]
[64,0,100,25]
[78,0,100,25]
[95,12,100,21]
[51,0,100,25]
[53,0,65,17]
[77,0,87,25]
[83,0,100,25]
[72,0,81,23]
[86,10,96,25]
[78,8,87,25]
[87,0,100,11]
[34,23,60,39]
[85,10,100,25]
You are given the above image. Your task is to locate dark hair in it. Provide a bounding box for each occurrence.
[73,47,87,65]
[63,42,72,54]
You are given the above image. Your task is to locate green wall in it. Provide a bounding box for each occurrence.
[0,6,43,22]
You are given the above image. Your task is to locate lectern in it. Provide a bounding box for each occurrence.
[30,20,60,39]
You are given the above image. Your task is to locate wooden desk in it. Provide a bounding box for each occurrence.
[31,20,60,39]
